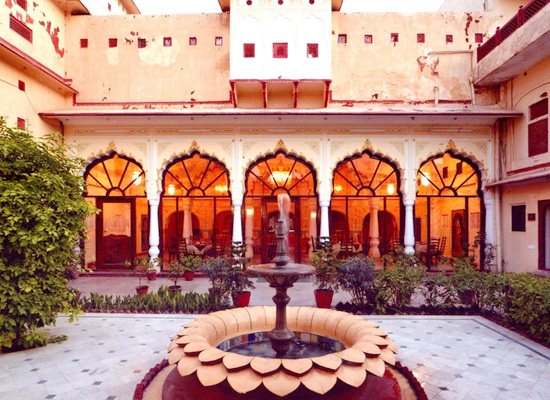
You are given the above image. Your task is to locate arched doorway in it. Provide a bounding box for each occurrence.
[332,152,402,257]
[161,152,231,267]
[244,151,317,263]
[84,153,147,269]
[416,152,483,266]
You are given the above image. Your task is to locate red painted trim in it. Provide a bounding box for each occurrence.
[72,94,233,107]
[328,91,472,105]
[262,81,267,109]
[508,161,550,175]
[293,81,299,108]
[0,37,76,93]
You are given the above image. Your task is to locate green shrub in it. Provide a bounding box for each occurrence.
[0,120,96,350]
[376,249,426,313]
[311,238,342,292]
[80,287,228,314]
[339,256,376,308]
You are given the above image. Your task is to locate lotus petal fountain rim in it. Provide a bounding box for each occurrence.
[167,306,398,397]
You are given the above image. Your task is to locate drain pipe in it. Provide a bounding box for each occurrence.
[470,77,476,106]
[434,86,439,106]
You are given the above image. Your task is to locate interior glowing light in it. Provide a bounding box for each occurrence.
[334,185,342,192]
[272,169,290,184]
[167,184,175,195]
[310,212,317,218]
[215,185,228,193]
[387,183,395,195]
[421,172,430,187]
[246,207,254,216]
[132,171,142,185]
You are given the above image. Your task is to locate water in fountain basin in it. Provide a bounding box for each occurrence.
[218,331,345,359]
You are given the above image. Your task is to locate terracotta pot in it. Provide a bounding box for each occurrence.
[233,291,251,307]
[147,270,157,281]
[169,285,182,294]
[183,271,195,281]
[136,285,149,297]
[314,289,333,308]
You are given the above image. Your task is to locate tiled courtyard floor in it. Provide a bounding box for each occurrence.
[1,276,549,400]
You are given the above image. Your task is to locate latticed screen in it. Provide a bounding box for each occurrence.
[10,15,32,42]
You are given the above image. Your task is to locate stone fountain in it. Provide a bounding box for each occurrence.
[137,194,427,400]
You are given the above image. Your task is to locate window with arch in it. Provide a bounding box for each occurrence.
[416,152,483,267]
[245,151,317,264]
[161,153,231,268]
[83,153,148,269]
[331,152,402,257]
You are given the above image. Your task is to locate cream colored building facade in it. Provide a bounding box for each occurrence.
[2,0,549,273]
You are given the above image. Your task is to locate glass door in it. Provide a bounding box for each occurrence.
[97,199,134,268]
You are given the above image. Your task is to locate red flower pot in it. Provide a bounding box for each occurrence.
[314,289,333,308]
[147,270,157,281]
[136,285,149,297]
[183,271,195,281]
[233,291,251,307]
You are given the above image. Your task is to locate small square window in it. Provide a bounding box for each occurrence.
[529,98,548,120]
[475,33,483,43]
[138,38,146,48]
[273,43,288,58]
[108,38,117,48]
[215,37,223,46]
[18,80,25,91]
[446,34,453,43]
[338,34,347,44]
[417,33,425,43]
[17,117,25,130]
[364,34,373,44]
[307,43,318,58]
[390,33,399,42]
[243,43,255,58]
[511,205,526,232]
[189,37,197,46]
[80,38,88,48]
[164,37,172,47]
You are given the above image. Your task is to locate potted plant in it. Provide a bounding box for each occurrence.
[227,241,255,307]
[182,254,201,281]
[311,238,342,308]
[124,258,154,296]
[147,266,158,281]
[200,256,232,303]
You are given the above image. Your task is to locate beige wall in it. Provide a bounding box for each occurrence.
[330,11,506,103]
[65,14,230,104]
[500,182,550,272]
[1,0,68,76]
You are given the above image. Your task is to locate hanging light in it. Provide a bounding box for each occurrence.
[387,183,395,195]
[310,211,317,218]
[421,172,430,187]
[132,171,142,185]
[215,185,228,193]
[272,169,290,185]
[167,184,175,195]
[246,207,254,216]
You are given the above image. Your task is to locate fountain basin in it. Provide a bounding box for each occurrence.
[162,306,401,399]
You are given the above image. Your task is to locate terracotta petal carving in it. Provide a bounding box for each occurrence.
[262,370,301,397]
[168,347,187,365]
[222,353,254,371]
[336,364,367,388]
[311,353,342,372]
[177,355,201,376]
[351,341,382,356]
[197,363,228,387]
[336,348,366,365]
[380,348,396,365]
[226,368,263,394]
[301,368,338,394]
[362,357,386,378]
[198,347,226,364]
[250,357,282,375]
[183,341,211,355]
[282,358,313,376]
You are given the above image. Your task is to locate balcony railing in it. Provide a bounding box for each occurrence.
[477,0,550,62]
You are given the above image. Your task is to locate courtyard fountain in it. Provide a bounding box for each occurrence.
[138,194,426,399]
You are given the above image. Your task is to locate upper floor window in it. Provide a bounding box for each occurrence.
[16,0,27,10]
[109,38,117,48]
[164,37,172,47]
[390,33,399,43]
[138,38,146,48]
[417,33,425,43]
[338,34,347,44]
[528,98,548,157]
[189,37,197,46]
[9,15,32,43]
[307,43,318,58]
[446,34,453,43]
[80,38,88,48]
[273,43,288,58]
[243,43,255,58]
[475,33,483,43]
[215,37,223,46]
[364,35,373,44]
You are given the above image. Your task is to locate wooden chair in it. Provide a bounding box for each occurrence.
[213,235,226,257]
[178,238,190,257]
[426,238,441,269]
[435,236,447,266]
